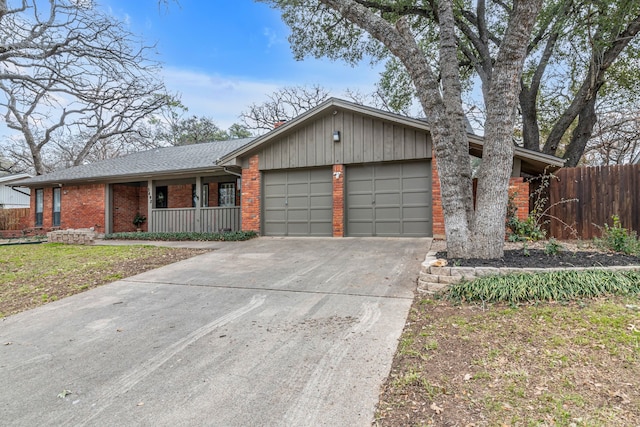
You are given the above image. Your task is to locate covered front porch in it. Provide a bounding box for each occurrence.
[107,172,242,234]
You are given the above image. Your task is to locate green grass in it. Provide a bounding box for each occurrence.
[0,243,207,317]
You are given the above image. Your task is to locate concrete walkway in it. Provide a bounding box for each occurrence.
[1,237,431,426]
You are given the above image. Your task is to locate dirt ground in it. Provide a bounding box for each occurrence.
[375,240,640,426]
[375,296,640,427]
[434,240,640,268]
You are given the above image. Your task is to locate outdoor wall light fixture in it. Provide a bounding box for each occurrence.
[333,130,341,142]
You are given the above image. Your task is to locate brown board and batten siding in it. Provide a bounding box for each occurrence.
[254,109,432,170]
[547,164,640,239]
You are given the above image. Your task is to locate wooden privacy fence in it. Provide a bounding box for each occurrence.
[0,208,30,230]
[546,164,640,239]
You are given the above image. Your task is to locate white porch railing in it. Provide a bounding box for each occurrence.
[150,207,241,233]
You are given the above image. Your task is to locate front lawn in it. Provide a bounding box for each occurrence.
[0,243,208,317]
[376,296,640,426]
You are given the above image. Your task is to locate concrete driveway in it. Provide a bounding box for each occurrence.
[1,237,430,426]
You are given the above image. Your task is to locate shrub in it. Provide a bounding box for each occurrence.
[594,215,640,255]
[544,238,563,255]
[103,230,258,242]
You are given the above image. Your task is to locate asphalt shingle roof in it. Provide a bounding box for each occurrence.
[15,138,255,186]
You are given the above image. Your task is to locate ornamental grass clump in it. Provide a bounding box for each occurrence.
[446,270,640,304]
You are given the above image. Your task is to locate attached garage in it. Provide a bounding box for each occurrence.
[346,161,432,237]
[263,168,333,236]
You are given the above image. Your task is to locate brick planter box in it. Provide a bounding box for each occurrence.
[47,229,96,245]
[418,251,640,295]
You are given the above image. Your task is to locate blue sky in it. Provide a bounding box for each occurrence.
[101,0,383,129]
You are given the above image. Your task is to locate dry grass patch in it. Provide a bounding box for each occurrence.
[376,297,640,426]
[0,243,209,317]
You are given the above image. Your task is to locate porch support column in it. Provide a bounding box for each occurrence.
[104,184,112,234]
[147,179,154,232]
[195,176,202,233]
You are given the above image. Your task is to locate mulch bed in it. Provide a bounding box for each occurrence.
[436,249,640,269]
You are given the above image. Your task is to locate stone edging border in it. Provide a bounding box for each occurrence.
[418,250,640,295]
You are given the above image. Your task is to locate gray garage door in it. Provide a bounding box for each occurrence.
[263,168,333,236]
[346,161,432,237]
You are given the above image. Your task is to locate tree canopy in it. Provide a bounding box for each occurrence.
[0,0,170,174]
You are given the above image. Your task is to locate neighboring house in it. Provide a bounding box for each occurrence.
[0,173,31,208]
[14,98,564,237]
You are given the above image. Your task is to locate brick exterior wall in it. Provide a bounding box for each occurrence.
[332,164,345,237]
[431,153,530,239]
[112,184,148,233]
[168,184,193,208]
[431,156,445,239]
[208,183,219,207]
[241,155,261,232]
[509,177,530,221]
[28,184,106,233]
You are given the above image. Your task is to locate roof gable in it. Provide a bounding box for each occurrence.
[220,98,564,175]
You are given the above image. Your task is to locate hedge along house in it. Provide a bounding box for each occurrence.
[220,98,565,238]
[14,99,563,237]
[14,138,254,235]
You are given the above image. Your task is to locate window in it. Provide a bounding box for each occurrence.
[53,188,61,227]
[219,183,236,207]
[35,189,44,227]
[156,186,168,208]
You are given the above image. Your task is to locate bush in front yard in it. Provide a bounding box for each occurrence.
[103,231,258,241]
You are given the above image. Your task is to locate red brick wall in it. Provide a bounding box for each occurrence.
[509,177,529,221]
[60,184,106,232]
[241,155,261,232]
[208,183,219,207]
[27,186,102,230]
[27,184,106,232]
[112,184,148,233]
[431,156,445,239]
[332,164,345,237]
[168,184,193,208]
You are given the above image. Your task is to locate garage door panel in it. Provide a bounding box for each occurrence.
[402,221,431,236]
[375,193,401,205]
[403,176,429,189]
[375,222,401,236]
[402,206,430,219]
[310,195,332,208]
[309,222,332,235]
[348,222,373,236]
[310,208,332,221]
[309,181,332,193]
[375,178,400,191]
[346,161,432,237]
[375,164,399,178]
[263,168,332,236]
[264,207,286,220]
[402,190,430,204]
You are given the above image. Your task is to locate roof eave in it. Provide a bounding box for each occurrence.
[13,165,233,187]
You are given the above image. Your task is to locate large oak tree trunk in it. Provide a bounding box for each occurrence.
[318,0,542,259]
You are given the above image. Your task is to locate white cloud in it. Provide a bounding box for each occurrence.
[162,67,281,128]
[263,27,281,49]
[161,59,385,129]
